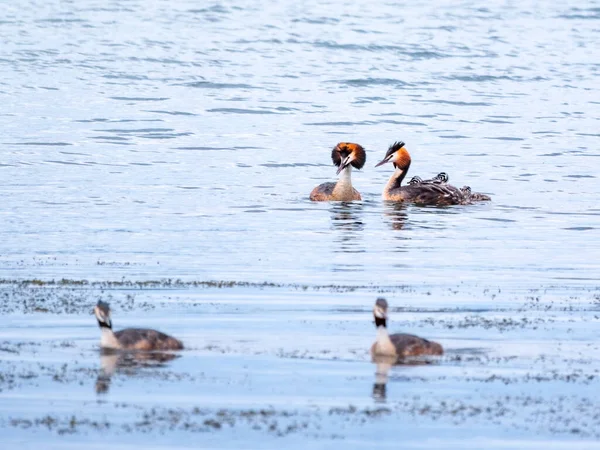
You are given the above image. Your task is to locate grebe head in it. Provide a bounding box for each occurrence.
[373,297,389,328]
[94,301,112,329]
[332,142,366,175]
[375,141,411,170]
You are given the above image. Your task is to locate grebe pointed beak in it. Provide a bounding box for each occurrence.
[336,155,352,175]
[375,156,392,168]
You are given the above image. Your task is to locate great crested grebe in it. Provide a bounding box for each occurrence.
[94,301,183,351]
[375,141,491,205]
[310,142,366,201]
[371,298,443,358]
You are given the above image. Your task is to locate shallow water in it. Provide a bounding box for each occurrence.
[1,0,600,448]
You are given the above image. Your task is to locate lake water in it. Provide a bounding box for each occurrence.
[1,0,600,448]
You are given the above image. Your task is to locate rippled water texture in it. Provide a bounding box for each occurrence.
[1,0,600,448]
[1,0,598,284]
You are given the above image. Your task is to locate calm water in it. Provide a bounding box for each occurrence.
[1,0,600,448]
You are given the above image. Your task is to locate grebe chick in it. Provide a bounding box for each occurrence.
[310,142,366,201]
[371,298,443,358]
[409,172,449,186]
[375,142,491,205]
[94,301,183,351]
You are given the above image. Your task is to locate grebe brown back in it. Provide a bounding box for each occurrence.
[94,301,183,351]
[310,142,366,201]
[370,298,443,358]
[375,141,491,205]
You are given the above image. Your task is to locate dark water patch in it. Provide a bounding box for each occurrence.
[35,18,88,23]
[557,10,600,20]
[575,133,600,137]
[485,137,525,141]
[291,17,340,25]
[546,211,600,217]
[479,119,513,124]
[96,128,176,134]
[314,41,451,59]
[378,120,428,126]
[74,118,109,123]
[139,132,194,139]
[564,174,595,179]
[477,217,518,223]
[187,5,230,14]
[43,160,90,166]
[91,136,130,141]
[7,142,72,146]
[102,73,149,80]
[305,121,375,126]
[109,97,168,101]
[128,57,192,66]
[59,151,90,156]
[438,135,469,139]
[143,110,197,116]
[334,78,414,87]
[356,96,386,101]
[414,99,493,107]
[439,74,513,82]
[234,38,284,45]
[179,81,259,89]
[207,108,283,114]
[563,227,594,231]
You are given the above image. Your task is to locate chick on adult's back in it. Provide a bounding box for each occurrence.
[310,142,366,201]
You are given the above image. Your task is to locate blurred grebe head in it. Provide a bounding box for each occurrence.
[374,141,411,171]
[332,142,366,175]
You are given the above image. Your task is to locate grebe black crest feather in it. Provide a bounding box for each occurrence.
[385,141,405,159]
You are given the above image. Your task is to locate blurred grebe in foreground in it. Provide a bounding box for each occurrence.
[375,141,491,205]
[94,301,183,351]
[310,142,366,201]
[371,298,443,358]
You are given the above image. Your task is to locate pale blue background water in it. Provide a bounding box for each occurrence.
[1,1,600,448]
[1,0,599,286]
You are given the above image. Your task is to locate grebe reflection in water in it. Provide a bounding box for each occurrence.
[95,351,180,394]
